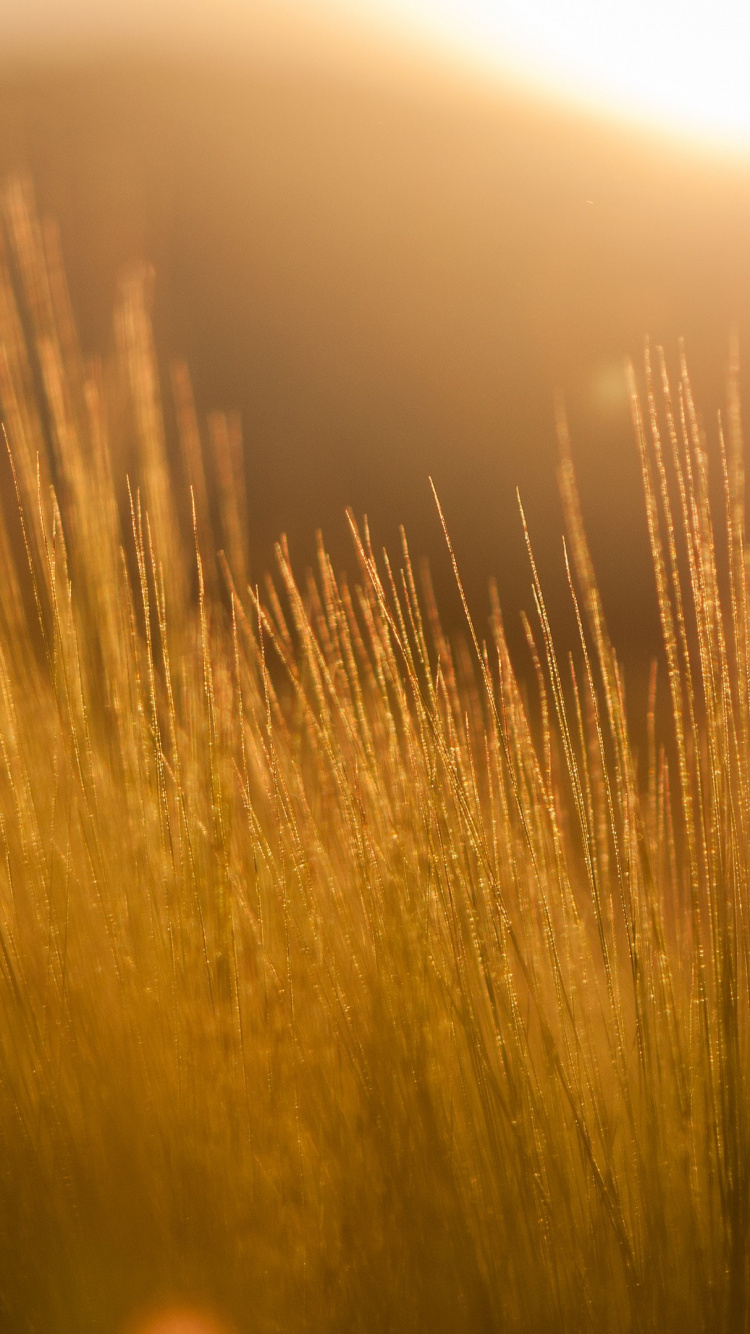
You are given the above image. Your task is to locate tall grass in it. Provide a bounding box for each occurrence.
[0,176,747,1333]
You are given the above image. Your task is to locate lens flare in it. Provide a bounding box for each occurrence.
[127,1307,230,1334]
[347,0,750,147]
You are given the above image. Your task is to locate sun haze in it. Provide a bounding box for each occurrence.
[338,0,750,148]
[2,0,749,148]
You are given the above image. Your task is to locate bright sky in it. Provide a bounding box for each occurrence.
[2,0,749,150]
[348,0,750,147]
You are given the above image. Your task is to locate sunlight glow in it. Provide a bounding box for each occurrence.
[347,0,750,146]
[127,1307,230,1334]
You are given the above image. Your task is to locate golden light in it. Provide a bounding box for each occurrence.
[126,1306,231,1334]
[344,0,750,147]
[4,0,749,148]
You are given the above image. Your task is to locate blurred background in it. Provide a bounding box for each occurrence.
[1,0,750,681]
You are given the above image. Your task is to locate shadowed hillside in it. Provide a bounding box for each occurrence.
[1,51,750,676]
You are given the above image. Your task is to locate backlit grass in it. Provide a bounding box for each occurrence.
[0,177,747,1333]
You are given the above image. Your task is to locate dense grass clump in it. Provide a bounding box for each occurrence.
[0,176,748,1332]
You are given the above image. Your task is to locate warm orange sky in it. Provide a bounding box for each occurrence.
[348,0,750,146]
[3,0,750,148]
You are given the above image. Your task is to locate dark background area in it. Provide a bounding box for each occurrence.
[1,49,750,685]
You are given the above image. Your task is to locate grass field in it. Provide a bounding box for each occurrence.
[0,175,747,1333]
